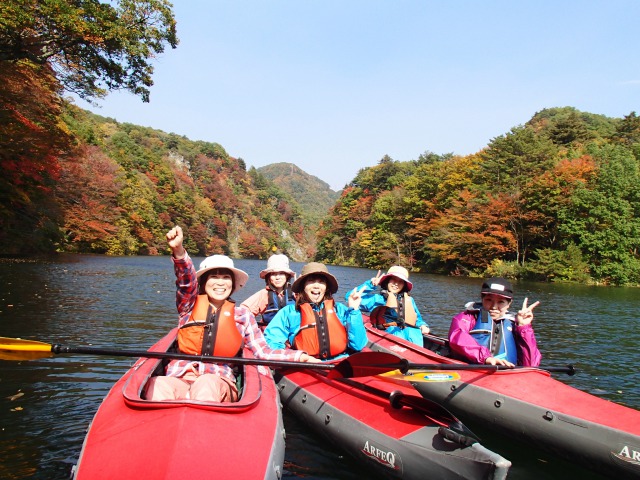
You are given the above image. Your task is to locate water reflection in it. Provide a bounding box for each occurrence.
[0,255,637,479]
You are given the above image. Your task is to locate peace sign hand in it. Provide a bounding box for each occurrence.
[371,270,382,286]
[348,286,366,310]
[516,297,540,326]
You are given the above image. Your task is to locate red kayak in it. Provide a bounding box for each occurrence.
[71,328,286,480]
[365,322,640,479]
[276,362,511,479]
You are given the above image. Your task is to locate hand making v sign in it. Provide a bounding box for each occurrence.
[516,297,540,326]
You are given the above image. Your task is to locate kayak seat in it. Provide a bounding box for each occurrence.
[147,341,246,402]
[422,336,452,357]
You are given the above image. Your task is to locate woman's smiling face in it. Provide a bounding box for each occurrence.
[481,293,512,320]
[203,268,233,307]
[386,277,405,294]
[268,272,288,290]
[303,275,327,304]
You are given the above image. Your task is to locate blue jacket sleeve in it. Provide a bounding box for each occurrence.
[335,301,367,351]
[346,280,386,314]
[264,304,300,350]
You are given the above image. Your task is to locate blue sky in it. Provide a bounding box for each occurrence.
[79,1,640,191]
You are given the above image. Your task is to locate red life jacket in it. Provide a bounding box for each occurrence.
[294,299,348,359]
[177,295,242,357]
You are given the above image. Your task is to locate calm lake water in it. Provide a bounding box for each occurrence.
[0,255,637,479]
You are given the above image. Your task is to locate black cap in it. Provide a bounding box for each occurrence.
[480,277,513,299]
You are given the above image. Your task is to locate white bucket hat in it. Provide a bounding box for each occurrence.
[259,254,295,279]
[196,255,249,293]
[379,266,413,292]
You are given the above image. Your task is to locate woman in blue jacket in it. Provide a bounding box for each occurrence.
[346,266,429,346]
[265,262,367,360]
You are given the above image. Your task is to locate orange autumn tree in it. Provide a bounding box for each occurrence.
[0,61,71,253]
[55,146,124,252]
[425,189,518,273]
[524,154,598,250]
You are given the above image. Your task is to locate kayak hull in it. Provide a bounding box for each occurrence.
[72,328,285,480]
[276,367,511,480]
[366,323,640,479]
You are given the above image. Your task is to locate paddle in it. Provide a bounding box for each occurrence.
[328,350,577,379]
[0,336,342,371]
[315,370,480,446]
[0,337,414,376]
[0,337,575,378]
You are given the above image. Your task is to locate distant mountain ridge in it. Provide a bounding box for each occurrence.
[257,162,341,226]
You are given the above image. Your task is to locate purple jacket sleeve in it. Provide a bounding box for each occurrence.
[514,324,542,367]
[448,311,491,364]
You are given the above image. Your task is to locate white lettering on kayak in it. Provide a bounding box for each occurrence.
[389,345,407,354]
[613,445,640,466]
[362,440,400,470]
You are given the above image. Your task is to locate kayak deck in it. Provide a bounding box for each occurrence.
[72,328,285,480]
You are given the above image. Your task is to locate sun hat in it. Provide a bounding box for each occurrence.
[480,277,513,299]
[378,266,413,292]
[291,262,338,295]
[196,255,249,293]
[259,254,295,279]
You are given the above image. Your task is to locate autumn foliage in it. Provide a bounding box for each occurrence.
[317,109,640,285]
[0,61,73,252]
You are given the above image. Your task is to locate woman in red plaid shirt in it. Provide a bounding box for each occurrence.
[146,226,319,402]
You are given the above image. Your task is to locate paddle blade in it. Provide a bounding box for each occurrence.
[328,351,408,379]
[0,337,54,361]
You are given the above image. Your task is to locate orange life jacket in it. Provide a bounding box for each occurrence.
[370,293,417,329]
[177,295,242,357]
[293,299,348,359]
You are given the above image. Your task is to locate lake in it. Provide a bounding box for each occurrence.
[0,255,637,479]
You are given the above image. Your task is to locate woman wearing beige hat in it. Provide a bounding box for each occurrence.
[264,262,367,360]
[241,254,296,327]
[145,226,319,402]
[346,266,430,346]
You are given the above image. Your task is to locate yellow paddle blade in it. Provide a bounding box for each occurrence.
[0,337,54,361]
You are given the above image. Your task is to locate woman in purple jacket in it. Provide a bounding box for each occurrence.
[448,277,541,367]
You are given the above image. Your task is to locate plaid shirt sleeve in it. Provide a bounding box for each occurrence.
[236,304,303,361]
[172,252,198,326]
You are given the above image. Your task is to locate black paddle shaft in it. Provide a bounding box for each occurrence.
[50,344,336,371]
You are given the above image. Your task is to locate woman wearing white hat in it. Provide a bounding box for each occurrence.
[146,226,319,402]
[264,262,367,360]
[345,266,430,346]
[241,254,296,327]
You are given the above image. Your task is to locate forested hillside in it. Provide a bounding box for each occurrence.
[56,107,316,260]
[316,108,640,286]
[257,162,340,226]
[1,99,314,260]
